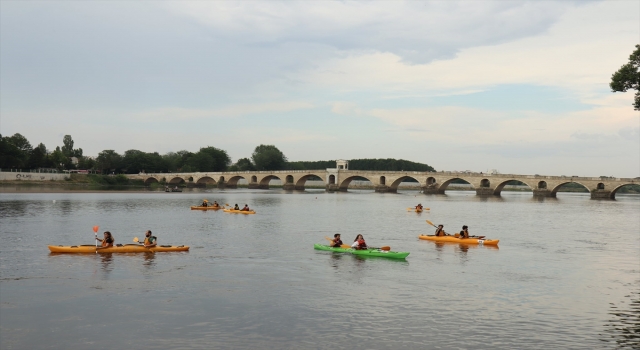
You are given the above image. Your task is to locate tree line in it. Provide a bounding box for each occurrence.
[0,134,436,173]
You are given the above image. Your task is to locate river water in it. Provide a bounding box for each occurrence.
[0,189,638,349]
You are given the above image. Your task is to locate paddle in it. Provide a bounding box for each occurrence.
[324,236,390,251]
[407,207,429,211]
[133,237,139,243]
[426,220,485,239]
[93,226,99,253]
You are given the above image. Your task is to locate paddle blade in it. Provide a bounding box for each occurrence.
[133,237,139,243]
[340,244,352,249]
[426,220,436,227]
[324,236,333,242]
[92,225,99,233]
[380,246,390,251]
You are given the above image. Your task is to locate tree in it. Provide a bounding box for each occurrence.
[49,146,70,170]
[183,147,230,172]
[96,150,122,174]
[610,44,640,110]
[27,143,48,169]
[61,135,74,157]
[0,134,24,168]
[235,158,255,171]
[8,133,33,154]
[251,144,287,171]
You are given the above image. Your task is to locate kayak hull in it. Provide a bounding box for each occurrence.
[48,244,189,253]
[418,235,499,246]
[314,244,409,259]
[190,206,222,210]
[223,209,256,214]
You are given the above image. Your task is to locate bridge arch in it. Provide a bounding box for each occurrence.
[196,176,216,185]
[251,175,257,183]
[339,175,375,191]
[438,177,475,194]
[167,176,186,184]
[294,174,325,191]
[493,179,534,195]
[259,175,283,189]
[550,181,589,196]
[227,175,247,187]
[144,177,159,185]
[609,183,638,199]
[389,175,421,192]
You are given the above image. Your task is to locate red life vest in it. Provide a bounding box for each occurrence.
[357,239,367,249]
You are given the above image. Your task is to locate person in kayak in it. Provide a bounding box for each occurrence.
[201,200,208,207]
[415,203,423,210]
[435,225,448,236]
[460,225,470,238]
[240,204,250,211]
[233,204,240,210]
[212,201,220,208]
[96,231,114,249]
[351,234,367,250]
[331,233,343,247]
[142,230,157,248]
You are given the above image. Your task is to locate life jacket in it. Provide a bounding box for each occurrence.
[144,236,157,245]
[102,237,114,247]
[356,239,367,249]
[460,229,469,238]
[435,228,444,236]
[332,238,343,247]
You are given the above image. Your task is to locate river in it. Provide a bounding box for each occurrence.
[0,189,638,349]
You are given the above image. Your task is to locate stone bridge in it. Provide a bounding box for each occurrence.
[127,169,638,200]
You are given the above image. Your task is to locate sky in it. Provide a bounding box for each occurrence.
[1,0,639,178]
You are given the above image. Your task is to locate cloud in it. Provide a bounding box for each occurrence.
[128,101,315,121]
[165,1,581,63]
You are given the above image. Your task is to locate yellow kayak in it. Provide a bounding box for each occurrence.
[418,235,499,246]
[48,244,189,253]
[190,206,222,210]
[223,209,256,214]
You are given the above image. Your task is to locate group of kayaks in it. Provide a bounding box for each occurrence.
[50,203,498,258]
[313,205,500,260]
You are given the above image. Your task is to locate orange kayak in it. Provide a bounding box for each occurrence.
[223,209,256,214]
[190,206,222,210]
[418,235,499,246]
[48,244,189,253]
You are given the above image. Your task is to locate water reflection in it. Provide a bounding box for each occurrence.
[99,253,114,279]
[142,252,156,268]
[600,291,640,349]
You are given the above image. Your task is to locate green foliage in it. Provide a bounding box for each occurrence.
[96,150,122,173]
[27,143,49,169]
[252,145,287,171]
[8,133,32,154]
[610,44,640,110]
[120,149,168,174]
[284,158,435,171]
[0,134,25,168]
[235,158,255,171]
[50,146,71,170]
[183,147,230,172]
[286,160,336,170]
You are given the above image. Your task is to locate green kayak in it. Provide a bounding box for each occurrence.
[313,244,409,259]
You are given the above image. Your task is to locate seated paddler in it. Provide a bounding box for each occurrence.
[435,225,448,236]
[351,234,367,250]
[96,231,114,249]
[331,233,343,247]
[241,204,250,211]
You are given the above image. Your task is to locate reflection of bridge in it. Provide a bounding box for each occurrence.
[128,169,638,200]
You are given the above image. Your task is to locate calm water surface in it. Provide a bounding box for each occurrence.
[0,189,638,349]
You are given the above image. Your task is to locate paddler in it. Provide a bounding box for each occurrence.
[212,201,220,208]
[233,204,240,210]
[201,199,209,207]
[141,230,157,248]
[95,231,114,249]
[460,225,470,238]
[331,233,343,247]
[351,234,368,250]
[415,203,423,210]
[435,225,448,236]
[240,204,250,211]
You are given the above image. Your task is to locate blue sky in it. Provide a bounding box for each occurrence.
[1,1,638,177]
